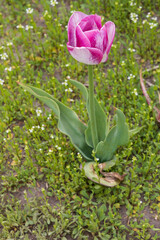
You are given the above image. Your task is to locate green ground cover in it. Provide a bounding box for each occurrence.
[0,0,160,239]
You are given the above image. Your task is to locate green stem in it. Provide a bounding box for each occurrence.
[88,65,98,149]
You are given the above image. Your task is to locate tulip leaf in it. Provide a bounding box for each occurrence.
[70,79,107,148]
[83,160,125,187]
[95,109,129,162]
[84,121,92,147]
[70,79,88,101]
[19,83,93,161]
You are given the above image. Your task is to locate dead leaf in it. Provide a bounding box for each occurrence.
[84,162,126,187]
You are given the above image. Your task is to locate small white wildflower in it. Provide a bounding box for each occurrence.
[142,20,147,24]
[65,25,68,31]
[146,12,151,18]
[0,53,8,60]
[47,114,52,120]
[130,13,138,23]
[132,88,138,96]
[66,75,70,79]
[3,138,6,141]
[65,88,73,92]
[121,61,125,66]
[140,200,143,204]
[128,48,136,52]
[55,145,61,150]
[129,0,136,6]
[0,79,4,85]
[5,67,12,71]
[39,148,42,152]
[36,109,42,116]
[43,10,48,17]
[62,80,68,86]
[112,44,117,48]
[41,124,45,130]
[77,152,82,159]
[6,42,13,46]
[50,0,58,7]
[151,17,157,21]
[0,46,5,50]
[65,64,69,67]
[68,88,73,92]
[6,129,10,133]
[59,44,64,47]
[49,149,53,153]
[25,25,33,31]
[128,74,135,80]
[139,6,142,10]
[16,24,24,29]
[149,22,158,29]
[50,134,54,139]
[29,128,33,133]
[70,10,75,14]
[96,157,99,161]
[26,8,33,14]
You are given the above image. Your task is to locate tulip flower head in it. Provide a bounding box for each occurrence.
[67,11,115,65]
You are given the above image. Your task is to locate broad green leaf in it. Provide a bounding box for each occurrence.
[83,161,124,187]
[85,121,92,147]
[70,79,107,147]
[95,109,129,162]
[129,126,144,137]
[19,83,93,161]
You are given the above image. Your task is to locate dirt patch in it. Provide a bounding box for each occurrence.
[7,181,59,208]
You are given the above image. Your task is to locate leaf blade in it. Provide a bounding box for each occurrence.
[70,79,107,147]
[19,83,93,161]
[95,109,129,162]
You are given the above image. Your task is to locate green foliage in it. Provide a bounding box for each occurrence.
[70,79,107,148]
[19,83,93,161]
[95,109,129,162]
[19,81,131,166]
[0,0,160,239]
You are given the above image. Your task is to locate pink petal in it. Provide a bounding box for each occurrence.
[101,52,108,63]
[79,14,102,32]
[76,25,91,47]
[84,29,99,48]
[104,21,115,55]
[68,11,87,47]
[67,43,103,65]
[98,25,108,53]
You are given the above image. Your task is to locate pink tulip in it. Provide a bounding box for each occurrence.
[67,11,115,65]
